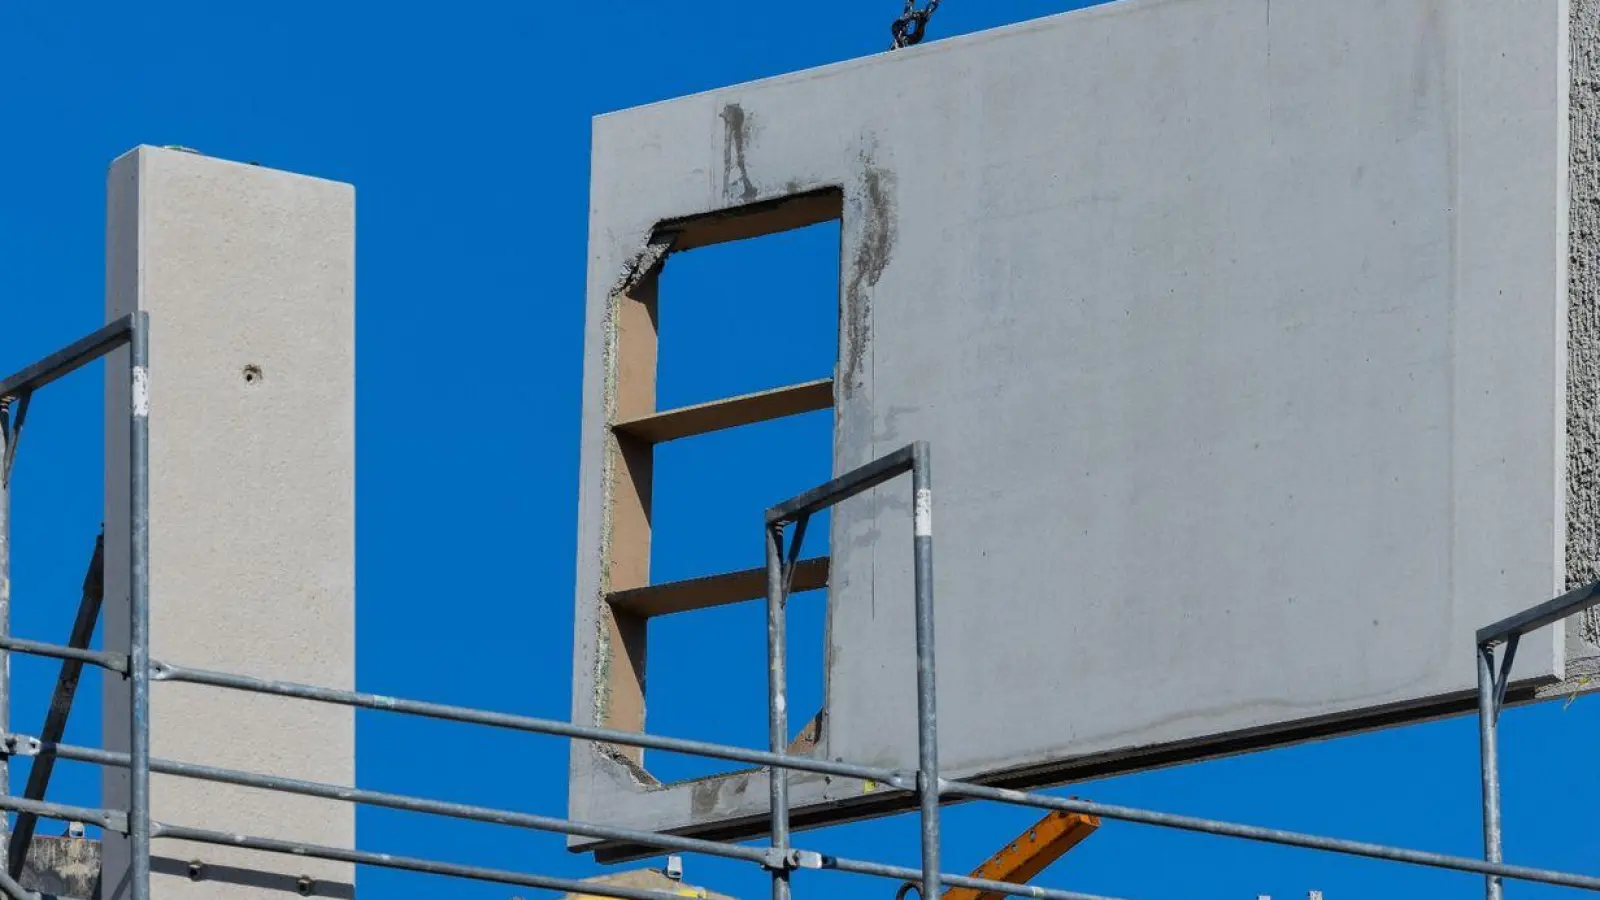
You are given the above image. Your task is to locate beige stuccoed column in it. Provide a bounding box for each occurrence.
[102,146,356,899]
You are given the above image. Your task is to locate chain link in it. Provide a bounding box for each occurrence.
[890,0,942,49]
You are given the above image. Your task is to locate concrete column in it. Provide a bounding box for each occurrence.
[102,146,356,899]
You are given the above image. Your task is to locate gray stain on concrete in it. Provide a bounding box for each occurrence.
[690,771,751,818]
[721,103,759,203]
[842,152,897,398]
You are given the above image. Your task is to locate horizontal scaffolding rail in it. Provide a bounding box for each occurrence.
[0,636,126,674]
[4,634,1600,895]
[0,313,151,900]
[1478,580,1600,646]
[151,659,908,788]
[0,734,1124,900]
[2,360,1597,900]
[0,315,133,400]
[4,735,775,867]
[0,794,124,835]
[942,783,1600,892]
[159,826,713,900]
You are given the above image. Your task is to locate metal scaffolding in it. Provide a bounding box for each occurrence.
[0,315,149,900]
[1,318,1599,900]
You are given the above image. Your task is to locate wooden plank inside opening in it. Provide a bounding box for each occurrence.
[662,188,842,252]
[614,379,833,445]
[607,557,830,618]
[602,266,659,762]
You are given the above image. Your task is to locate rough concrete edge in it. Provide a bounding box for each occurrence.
[1570,0,1600,655]
[588,236,668,793]
[592,242,626,748]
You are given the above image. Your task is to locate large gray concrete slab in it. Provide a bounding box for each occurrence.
[103,147,356,897]
[571,0,1584,854]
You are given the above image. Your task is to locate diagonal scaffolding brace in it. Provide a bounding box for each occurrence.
[7,535,103,878]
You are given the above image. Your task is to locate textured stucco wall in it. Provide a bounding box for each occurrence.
[1558,0,1600,695]
[1572,0,1600,617]
[102,147,356,897]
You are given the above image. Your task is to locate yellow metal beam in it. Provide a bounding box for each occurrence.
[944,809,1100,900]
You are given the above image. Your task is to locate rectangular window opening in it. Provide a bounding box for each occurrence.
[642,585,826,785]
[654,206,840,410]
[599,191,843,782]
[634,413,832,782]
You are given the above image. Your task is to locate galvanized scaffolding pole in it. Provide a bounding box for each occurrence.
[940,780,1600,890]
[766,519,792,900]
[911,442,940,900]
[0,795,123,834]
[0,396,13,890]
[0,315,140,900]
[127,311,153,900]
[762,443,940,898]
[1478,642,1505,900]
[0,735,1129,900]
[0,637,125,673]
[10,632,1600,893]
[1,734,774,865]
[156,825,722,900]
[147,657,902,783]
[4,376,1600,900]
[8,536,103,876]
[1472,580,1600,900]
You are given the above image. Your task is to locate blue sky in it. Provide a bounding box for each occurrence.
[2,2,1598,898]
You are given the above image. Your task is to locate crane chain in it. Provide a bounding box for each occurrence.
[890,0,942,49]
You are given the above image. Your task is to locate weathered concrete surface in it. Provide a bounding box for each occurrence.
[103,147,356,896]
[20,836,101,899]
[572,0,1579,853]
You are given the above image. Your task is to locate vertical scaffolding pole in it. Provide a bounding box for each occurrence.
[911,441,939,900]
[1477,643,1503,900]
[766,521,791,900]
[127,312,151,900]
[0,399,13,883]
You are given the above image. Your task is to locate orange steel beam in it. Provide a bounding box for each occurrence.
[943,809,1100,900]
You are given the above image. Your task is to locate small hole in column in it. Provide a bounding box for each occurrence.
[242,364,264,385]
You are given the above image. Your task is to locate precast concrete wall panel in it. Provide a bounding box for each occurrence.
[572,0,1584,853]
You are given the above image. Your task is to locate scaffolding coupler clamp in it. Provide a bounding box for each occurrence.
[763,848,825,872]
[1,735,40,758]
